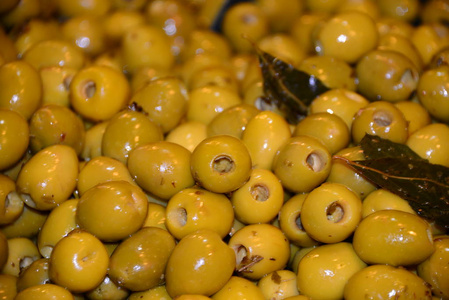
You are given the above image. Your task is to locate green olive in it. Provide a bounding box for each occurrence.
[0,274,18,300]
[362,188,416,218]
[297,242,366,300]
[0,174,23,226]
[109,227,176,291]
[16,145,79,211]
[85,275,130,300]
[0,205,47,239]
[258,270,299,300]
[2,237,40,277]
[417,65,449,122]
[165,121,208,153]
[80,121,109,161]
[190,135,252,194]
[229,223,290,281]
[344,264,432,300]
[15,283,75,300]
[353,210,434,266]
[16,258,50,292]
[394,100,432,136]
[165,187,234,240]
[272,136,332,193]
[39,66,77,107]
[212,276,265,300]
[29,104,85,155]
[207,104,260,139]
[0,108,30,171]
[128,285,171,300]
[0,230,8,270]
[76,180,148,242]
[165,229,236,297]
[128,141,195,200]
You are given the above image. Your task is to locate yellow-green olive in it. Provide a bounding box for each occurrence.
[297,242,367,300]
[353,210,434,266]
[22,39,86,71]
[411,23,449,67]
[56,0,111,17]
[181,54,228,86]
[231,168,284,224]
[207,104,260,139]
[175,295,212,300]
[272,136,332,193]
[181,29,232,63]
[165,229,236,297]
[377,33,424,71]
[406,123,449,167]
[0,109,29,171]
[394,100,432,136]
[109,227,176,291]
[16,145,79,211]
[310,88,369,130]
[417,65,449,122]
[362,189,416,218]
[0,60,42,120]
[189,65,240,93]
[211,276,265,300]
[49,229,109,293]
[257,34,306,67]
[130,77,188,133]
[376,17,414,39]
[229,223,290,281]
[128,141,195,200]
[258,270,299,300]
[278,193,319,248]
[356,50,419,103]
[37,199,78,258]
[16,258,50,292]
[2,237,40,277]
[242,110,292,170]
[85,275,129,300]
[0,174,23,226]
[103,9,146,45]
[0,230,8,270]
[29,104,85,155]
[80,121,109,161]
[15,283,75,300]
[0,0,41,29]
[293,112,350,154]
[336,0,380,19]
[39,66,76,107]
[70,65,130,122]
[187,86,242,125]
[101,110,163,165]
[0,205,47,239]
[0,274,18,300]
[298,55,357,91]
[77,156,135,196]
[142,202,167,231]
[165,187,234,240]
[190,135,252,194]
[301,182,362,244]
[344,264,432,300]
[418,235,449,299]
[351,100,409,144]
[166,121,208,153]
[315,11,378,64]
[128,285,171,300]
[122,24,174,74]
[76,180,148,242]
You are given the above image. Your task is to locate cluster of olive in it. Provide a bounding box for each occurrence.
[0,0,449,299]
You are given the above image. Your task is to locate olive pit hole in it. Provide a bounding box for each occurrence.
[295,214,305,231]
[234,244,248,266]
[40,245,53,258]
[373,110,393,127]
[326,201,344,223]
[81,80,96,99]
[174,207,187,227]
[250,184,269,202]
[306,151,327,172]
[213,155,235,174]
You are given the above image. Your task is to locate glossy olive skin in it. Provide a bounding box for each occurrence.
[130,77,188,133]
[418,235,449,299]
[166,121,208,153]
[362,189,415,218]
[40,66,77,107]
[207,104,260,139]
[394,100,431,136]
[2,237,40,277]
[0,205,47,239]
[76,180,148,242]
[16,145,79,211]
[297,243,367,300]
[344,264,432,300]
[15,283,75,300]
[0,274,18,300]
[101,110,163,165]
[165,229,236,297]
[165,187,234,240]
[301,182,362,244]
[127,285,171,300]
[85,275,129,300]
[81,121,109,161]
[190,135,252,194]
[29,104,85,155]
[356,50,419,102]
[229,223,290,281]
[16,258,50,292]
[109,227,176,292]
[353,210,434,266]
[0,108,30,170]
[128,141,195,200]
[0,60,42,120]
[258,270,299,300]
[0,174,23,226]
[49,229,109,293]
[212,276,265,300]
[417,65,449,122]
[272,136,332,193]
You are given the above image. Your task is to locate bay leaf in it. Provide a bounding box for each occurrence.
[359,134,423,160]
[258,50,330,124]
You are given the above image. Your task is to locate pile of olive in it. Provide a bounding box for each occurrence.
[0,0,449,299]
